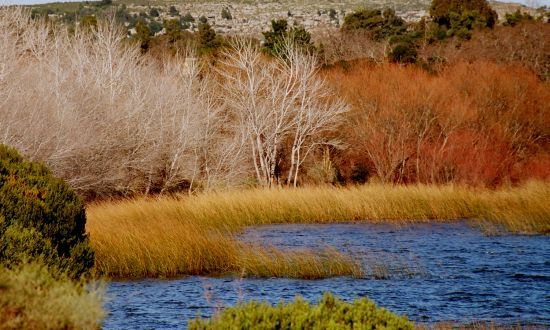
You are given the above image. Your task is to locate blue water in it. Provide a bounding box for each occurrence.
[104,222,550,329]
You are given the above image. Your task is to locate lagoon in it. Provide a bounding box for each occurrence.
[104,222,549,329]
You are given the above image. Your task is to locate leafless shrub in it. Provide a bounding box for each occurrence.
[312,27,388,66]
[0,8,246,198]
[0,8,346,196]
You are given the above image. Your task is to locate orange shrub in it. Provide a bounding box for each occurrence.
[325,60,549,186]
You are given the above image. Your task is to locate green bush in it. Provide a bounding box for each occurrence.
[446,9,488,39]
[169,5,179,17]
[189,292,414,329]
[221,7,232,20]
[262,19,316,57]
[389,42,418,64]
[197,22,222,56]
[430,0,497,28]
[181,12,195,23]
[504,10,534,27]
[148,20,163,34]
[0,145,94,278]
[134,20,151,51]
[342,8,407,41]
[149,7,160,18]
[0,263,104,329]
[164,19,182,43]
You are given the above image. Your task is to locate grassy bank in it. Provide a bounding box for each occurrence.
[87,182,550,278]
[87,212,362,278]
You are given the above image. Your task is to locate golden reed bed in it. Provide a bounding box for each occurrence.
[86,182,549,278]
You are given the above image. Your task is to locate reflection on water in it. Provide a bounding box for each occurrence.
[105,222,550,329]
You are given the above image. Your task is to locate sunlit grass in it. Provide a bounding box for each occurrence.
[88,214,362,278]
[0,263,104,329]
[86,182,549,278]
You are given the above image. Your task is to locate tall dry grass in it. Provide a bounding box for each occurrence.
[87,182,549,278]
[87,197,362,278]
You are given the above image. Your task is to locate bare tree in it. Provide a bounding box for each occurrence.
[218,39,348,187]
[280,42,349,187]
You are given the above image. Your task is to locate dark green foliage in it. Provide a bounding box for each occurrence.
[62,12,76,24]
[189,292,414,329]
[98,0,112,7]
[180,12,195,29]
[329,8,337,20]
[288,25,315,53]
[429,23,448,41]
[342,8,406,41]
[430,0,497,28]
[164,19,182,43]
[0,145,94,278]
[180,21,191,30]
[149,20,163,34]
[341,7,423,63]
[447,9,488,39]
[262,19,315,57]
[169,5,179,17]
[197,22,221,56]
[149,7,160,18]
[1,224,57,267]
[115,6,132,25]
[221,7,232,20]
[181,12,195,23]
[135,20,151,51]
[262,19,287,55]
[504,10,534,27]
[389,42,418,64]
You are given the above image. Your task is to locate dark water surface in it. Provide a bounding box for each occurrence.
[104,222,550,329]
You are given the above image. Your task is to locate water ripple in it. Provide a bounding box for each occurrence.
[104,222,550,329]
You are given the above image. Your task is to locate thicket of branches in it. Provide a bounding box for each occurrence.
[0,8,346,198]
[1,7,548,199]
[327,60,550,186]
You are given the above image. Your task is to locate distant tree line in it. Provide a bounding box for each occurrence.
[28,0,549,66]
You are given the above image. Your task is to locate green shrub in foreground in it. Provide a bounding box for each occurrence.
[0,263,104,329]
[189,292,414,329]
[0,144,94,278]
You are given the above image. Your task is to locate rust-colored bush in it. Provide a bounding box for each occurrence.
[325,59,549,186]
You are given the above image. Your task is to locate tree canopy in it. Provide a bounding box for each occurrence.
[430,0,497,28]
[262,19,315,57]
[341,8,406,41]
